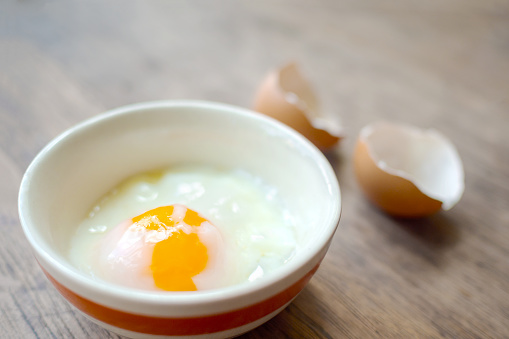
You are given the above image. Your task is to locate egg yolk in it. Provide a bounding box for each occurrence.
[131,205,210,291]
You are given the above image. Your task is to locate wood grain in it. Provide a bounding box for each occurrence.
[1,0,508,338]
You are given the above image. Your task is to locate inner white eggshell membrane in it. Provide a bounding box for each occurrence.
[361,122,464,210]
[279,63,342,136]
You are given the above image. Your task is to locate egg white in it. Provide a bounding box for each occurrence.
[69,166,297,291]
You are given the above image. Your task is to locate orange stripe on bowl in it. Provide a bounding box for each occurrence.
[42,263,320,336]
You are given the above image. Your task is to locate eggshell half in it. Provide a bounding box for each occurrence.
[353,122,464,218]
[253,63,342,150]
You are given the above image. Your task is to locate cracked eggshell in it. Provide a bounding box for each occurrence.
[353,122,464,218]
[253,63,343,151]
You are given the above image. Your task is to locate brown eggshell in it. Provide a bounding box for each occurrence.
[353,139,443,217]
[253,63,342,151]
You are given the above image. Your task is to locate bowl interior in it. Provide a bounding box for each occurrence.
[20,101,340,290]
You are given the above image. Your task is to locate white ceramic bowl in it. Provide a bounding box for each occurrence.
[18,101,341,338]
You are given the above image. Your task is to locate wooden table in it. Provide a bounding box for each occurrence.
[1,1,508,338]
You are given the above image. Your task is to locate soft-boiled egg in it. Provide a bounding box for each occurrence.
[97,204,224,291]
[69,166,297,291]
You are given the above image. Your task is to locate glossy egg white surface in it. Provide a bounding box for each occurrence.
[69,166,298,291]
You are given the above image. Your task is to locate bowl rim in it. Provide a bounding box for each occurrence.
[18,100,341,307]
